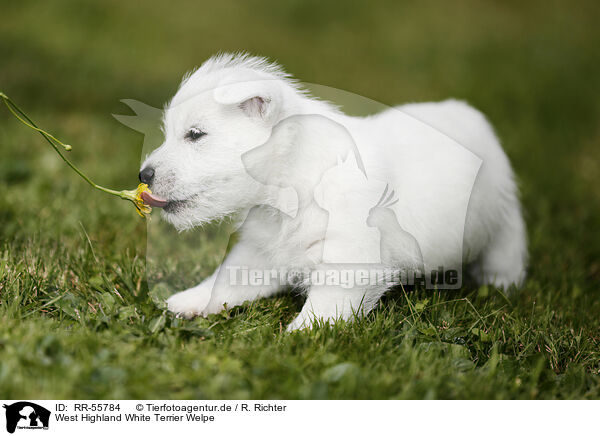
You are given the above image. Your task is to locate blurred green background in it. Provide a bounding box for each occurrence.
[0,0,599,399]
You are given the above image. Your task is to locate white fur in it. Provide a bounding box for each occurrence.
[141,53,527,330]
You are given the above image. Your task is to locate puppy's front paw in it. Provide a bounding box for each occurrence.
[166,287,212,319]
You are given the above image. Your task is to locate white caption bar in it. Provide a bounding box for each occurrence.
[0,400,596,435]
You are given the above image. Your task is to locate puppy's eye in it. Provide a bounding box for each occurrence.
[185,127,206,142]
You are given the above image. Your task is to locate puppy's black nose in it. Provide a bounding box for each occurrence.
[139,167,155,185]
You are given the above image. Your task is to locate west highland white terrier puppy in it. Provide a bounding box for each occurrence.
[139,53,527,330]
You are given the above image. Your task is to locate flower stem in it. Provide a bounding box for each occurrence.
[0,91,123,197]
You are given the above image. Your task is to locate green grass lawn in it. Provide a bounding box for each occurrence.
[1,0,599,399]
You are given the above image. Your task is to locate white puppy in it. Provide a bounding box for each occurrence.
[140,53,527,330]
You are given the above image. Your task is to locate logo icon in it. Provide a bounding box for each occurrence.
[3,402,50,434]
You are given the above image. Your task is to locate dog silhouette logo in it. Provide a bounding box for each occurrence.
[2,402,50,434]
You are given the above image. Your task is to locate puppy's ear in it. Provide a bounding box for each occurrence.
[214,74,281,123]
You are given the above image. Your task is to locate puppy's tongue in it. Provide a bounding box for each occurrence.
[141,191,169,208]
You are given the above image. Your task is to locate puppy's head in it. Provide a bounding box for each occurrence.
[140,58,287,230]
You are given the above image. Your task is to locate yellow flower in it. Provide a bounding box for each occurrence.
[120,183,152,218]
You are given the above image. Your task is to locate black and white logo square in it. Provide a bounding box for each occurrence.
[3,402,50,434]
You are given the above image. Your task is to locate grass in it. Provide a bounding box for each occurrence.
[1,0,599,399]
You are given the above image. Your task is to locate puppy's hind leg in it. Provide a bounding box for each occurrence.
[474,207,527,293]
[287,282,386,331]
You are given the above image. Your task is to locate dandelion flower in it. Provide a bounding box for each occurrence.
[120,183,153,218]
